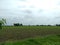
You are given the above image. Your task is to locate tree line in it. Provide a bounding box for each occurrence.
[0,18,60,29]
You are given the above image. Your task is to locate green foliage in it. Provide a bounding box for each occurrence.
[0,18,6,29]
[0,18,6,25]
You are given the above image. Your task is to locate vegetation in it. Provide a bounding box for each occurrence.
[14,23,23,26]
[0,26,60,42]
[0,35,60,45]
[0,23,60,45]
[0,18,6,29]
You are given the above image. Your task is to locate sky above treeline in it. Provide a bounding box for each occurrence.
[0,0,60,25]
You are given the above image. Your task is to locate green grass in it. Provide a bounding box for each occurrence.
[0,35,60,45]
[0,26,60,42]
[0,26,60,45]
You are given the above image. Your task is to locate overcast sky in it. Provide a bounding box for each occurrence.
[0,0,60,25]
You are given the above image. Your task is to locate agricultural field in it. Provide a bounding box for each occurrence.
[0,26,60,45]
[0,35,60,45]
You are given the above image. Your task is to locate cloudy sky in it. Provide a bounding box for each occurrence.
[0,0,60,25]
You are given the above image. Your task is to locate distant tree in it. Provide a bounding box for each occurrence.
[47,25,51,26]
[36,25,40,26]
[40,25,44,26]
[56,24,60,26]
[19,24,23,26]
[14,23,23,26]
[14,23,20,26]
[0,18,6,29]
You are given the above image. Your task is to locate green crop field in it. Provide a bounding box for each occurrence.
[0,26,60,45]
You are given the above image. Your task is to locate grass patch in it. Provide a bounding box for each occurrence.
[0,35,60,45]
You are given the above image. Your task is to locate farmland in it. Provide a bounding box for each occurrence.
[1,35,60,45]
[0,26,60,45]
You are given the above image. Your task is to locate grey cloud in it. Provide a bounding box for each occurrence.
[22,10,32,14]
[39,9,43,13]
[54,16,60,19]
[30,6,35,8]
[18,6,26,8]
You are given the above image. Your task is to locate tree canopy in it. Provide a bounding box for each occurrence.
[0,18,6,25]
[0,18,6,29]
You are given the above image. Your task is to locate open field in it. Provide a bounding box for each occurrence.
[0,26,60,45]
[0,35,60,45]
[0,26,60,42]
